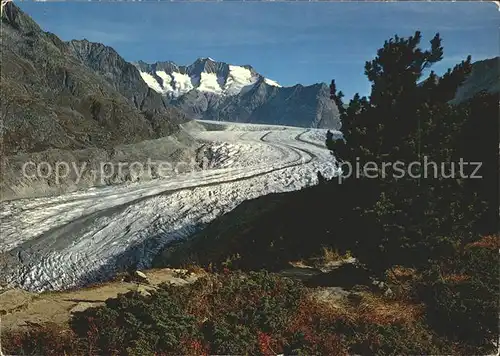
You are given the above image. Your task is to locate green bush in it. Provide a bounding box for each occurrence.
[3,322,83,356]
[416,242,499,353]
[189,271,307,354]
[71,288,201,355]
[6,269,485,355]
[346,322,453,356]
[68,271,307,355]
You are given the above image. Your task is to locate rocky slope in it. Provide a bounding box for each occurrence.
[67,39,186,135]
[1,2,186,156]
[1,3,195,200]
[453,57,499,103]
[136,58,341,129]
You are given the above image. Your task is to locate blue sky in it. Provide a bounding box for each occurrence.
[18,1,498,98]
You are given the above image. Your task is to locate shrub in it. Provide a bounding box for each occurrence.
[6,260,495,355]
[191,271,307,354]
[67,271,307,355]
[283,298,349,355]
[284,291,454,356]
[415,239,499,353]
[70,289,201,355]
[3,322,82,356]
[345,322,453,356]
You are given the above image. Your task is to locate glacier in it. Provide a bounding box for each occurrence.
[0,121,342,292]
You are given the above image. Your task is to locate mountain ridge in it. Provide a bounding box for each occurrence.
[3,1,497,145]
[1,3,187,156]
[135,58,341,129]
[453,56,499,103]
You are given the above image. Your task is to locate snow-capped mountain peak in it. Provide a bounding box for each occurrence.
[264,78,282,88]
[135,58,281,98]
[134,58,338,130]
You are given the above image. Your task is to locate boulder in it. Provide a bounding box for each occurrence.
[135,270,148,280]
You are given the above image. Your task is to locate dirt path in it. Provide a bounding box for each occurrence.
[0,268,201,331]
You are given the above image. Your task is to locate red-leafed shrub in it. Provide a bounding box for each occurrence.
[3,322,82,356]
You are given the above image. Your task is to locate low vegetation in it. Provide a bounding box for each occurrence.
[5,239,497,355]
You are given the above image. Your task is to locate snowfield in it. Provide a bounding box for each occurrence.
[138,63,280,98]
[0,121,342,292]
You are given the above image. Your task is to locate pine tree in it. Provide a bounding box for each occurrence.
[325,32,485,274]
